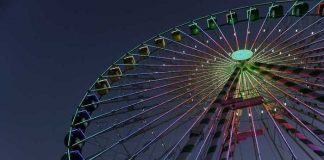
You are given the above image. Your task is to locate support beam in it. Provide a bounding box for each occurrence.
[222,96,264,110]
[237,128,264,142]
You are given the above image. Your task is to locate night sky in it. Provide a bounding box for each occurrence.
[1,0,270,159]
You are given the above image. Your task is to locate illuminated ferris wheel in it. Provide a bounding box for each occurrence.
[62,1,324,159]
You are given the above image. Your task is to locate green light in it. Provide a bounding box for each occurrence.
[231,49,253,61]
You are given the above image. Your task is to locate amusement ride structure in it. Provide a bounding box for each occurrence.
[62,1,324,159]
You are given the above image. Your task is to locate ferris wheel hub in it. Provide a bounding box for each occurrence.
[231,49,253,61]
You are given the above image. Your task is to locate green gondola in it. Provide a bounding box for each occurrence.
[247,7,259,21]
[292,2,309,17]
[207,16,217,30]
[226,11,238,24]
[269,4,283,18]
[188,22,200,35]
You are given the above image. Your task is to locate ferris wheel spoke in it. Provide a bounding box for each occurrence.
[258,113,287,159]
[255,36,324,63]
[253,1,298,58]
[242,71,262,160]
[103,68,206,78]
[296,54,324,67]
[229,11,240,50]
[128,80,223,159]
[102,67,218,89]
[119,62,224,71]
[253,103,286,156]
[247,73,298,159]
[278,58,324,67]
[177,29,233,62]
[287,104,324,128]
[160,36,232,63]
[123,107,200,155]
[278,28,324,53]
[216,75,241,160]
[83,75,217,125]
[193,121,216,160]
[86,73,226,160]
[250,8,269,51]
[115,63,204,68]
[263,71,321,91]
[223,112,238,160]
[141,111,201,159]
[90,106,197,159]
[269,105,321,159]
[75,71,231,149]
[102,70,213,90]
[252,62,324,80]
[147,43,217,62]
[163,103,222,160]
[248,64,324,104]
[293,60,324,66]
[78,71,231,127]
[273,107,324,158]
[267,80,323,116]
[252,4,294,57]
[195,24,232,56]
[255,17,324,62]
[255,1,323,58]
[130,54,234,68]
[212,112,236,160]
[276,51,324,69]
[166,98,223,160]
[247,71,324,146]
[203,74,242,160]
[214,20,234,53]
[97,72,232,111]
[206,111,233,160]
[244,11,252,49]
[89,72,209,107]
[247,70,323,119]
[176,67,240,160]
[299,120,324,140]
[99,68,231,105]
[253,33,324,62]
[130,54,219,65]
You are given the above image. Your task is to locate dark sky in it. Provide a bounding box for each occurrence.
[1,0,266,159]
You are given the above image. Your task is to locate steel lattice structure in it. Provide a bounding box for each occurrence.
[62,1,324,160]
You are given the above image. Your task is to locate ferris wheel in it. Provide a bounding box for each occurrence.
[62,1,324,159]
